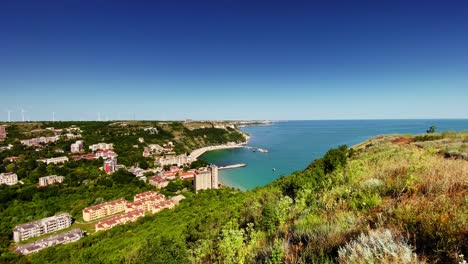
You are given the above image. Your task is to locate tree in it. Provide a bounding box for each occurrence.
[426,125,436,134]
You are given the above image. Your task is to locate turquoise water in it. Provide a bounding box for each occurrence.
[200,120,468,190]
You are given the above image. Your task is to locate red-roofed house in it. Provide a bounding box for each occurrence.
[95,209,145,232]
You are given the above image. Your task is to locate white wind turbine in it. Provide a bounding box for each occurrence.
[21,108,27,122]
[6,110,13,122]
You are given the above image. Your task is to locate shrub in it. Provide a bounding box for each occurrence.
[338,229,422,264]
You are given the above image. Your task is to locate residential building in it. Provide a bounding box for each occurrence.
[70,140,84,153]
[37,156,69,165]
[0,172,18,185]
[179,171,196,180]
[155,154,193,167]
[194,165,219,193]
[149,176,169,189]
[13,213,72,242]
[95,149,118,159]
[134,191,165,201]
[20,136,59,146]
[89,143,113,152]
[4,156,21,162]
[0,125,7,140]
[82,198,127,222]
[71,153,96,161]
[95,209,145,232]
[104,158,117,174]
[38,175,64,187]
[15,229,84,255]
[149,200,175,214]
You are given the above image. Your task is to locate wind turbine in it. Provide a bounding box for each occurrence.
[52,112,56,122]
[6,110,13,122]
[21,108,26,122]
[98,112,101,121]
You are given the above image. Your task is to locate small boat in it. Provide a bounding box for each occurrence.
[272,168,276,171]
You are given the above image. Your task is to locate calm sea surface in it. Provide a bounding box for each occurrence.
[200,120,468,190]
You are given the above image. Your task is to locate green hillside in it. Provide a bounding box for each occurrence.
[15,132,467,264]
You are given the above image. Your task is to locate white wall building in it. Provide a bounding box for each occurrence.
[89,143,114,152]
[38,175,65,187]
[0,172,18,185]
[38,156,69,165]
[13,213,72,242]
[70,140,84,153]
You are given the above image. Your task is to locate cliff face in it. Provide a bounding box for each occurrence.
[23,132,468,264]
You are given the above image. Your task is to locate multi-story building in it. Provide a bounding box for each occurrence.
[194,165,219,193]
[20,136,59,147]
[0,125,7,141]
[82,198,127,222]
[104,158,117,174]
[95,209,145,232]
[149,176,169,189]
[37,156,69,165]
[0,172,18,185]
[15,229,84,255]
[38,175,64,187]
[155,154,193,167]
[70,140,84,153]
[89,143,113,152]
[13,213,72,242]
[126,193,166,213]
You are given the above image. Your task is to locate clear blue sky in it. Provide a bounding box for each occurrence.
[1,0,467,121]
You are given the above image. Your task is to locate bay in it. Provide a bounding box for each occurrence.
[200,119,468,190]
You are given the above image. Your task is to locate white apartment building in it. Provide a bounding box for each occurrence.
[13,213,72,242]
[70,140,84,153]
[37,156,69,165]
[0,172,18,185]
[156,154,193,167]
[38,175,64,187]
[194,165,219,193]
[89,143,114,152]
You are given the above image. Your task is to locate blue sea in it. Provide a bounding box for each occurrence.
[200,120,468,190]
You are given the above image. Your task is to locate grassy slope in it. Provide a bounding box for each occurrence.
[22,132,468,263]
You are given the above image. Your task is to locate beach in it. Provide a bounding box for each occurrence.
[189,143,246,160]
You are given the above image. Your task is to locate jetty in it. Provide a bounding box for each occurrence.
[218,164,247,170]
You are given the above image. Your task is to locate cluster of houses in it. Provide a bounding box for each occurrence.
[148,165,219,193]
[142,142,174,157]
[83,191,180,232]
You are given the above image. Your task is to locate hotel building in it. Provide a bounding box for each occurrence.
[89,143,113,152]
[37,156,69,165]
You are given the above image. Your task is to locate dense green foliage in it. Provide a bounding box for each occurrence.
[0,121,247,263]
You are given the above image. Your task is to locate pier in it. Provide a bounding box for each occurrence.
[218,164,247,170]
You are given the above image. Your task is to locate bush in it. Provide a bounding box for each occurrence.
[338,229,421,264]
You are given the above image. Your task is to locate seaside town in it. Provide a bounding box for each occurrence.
[0,121,258,256]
